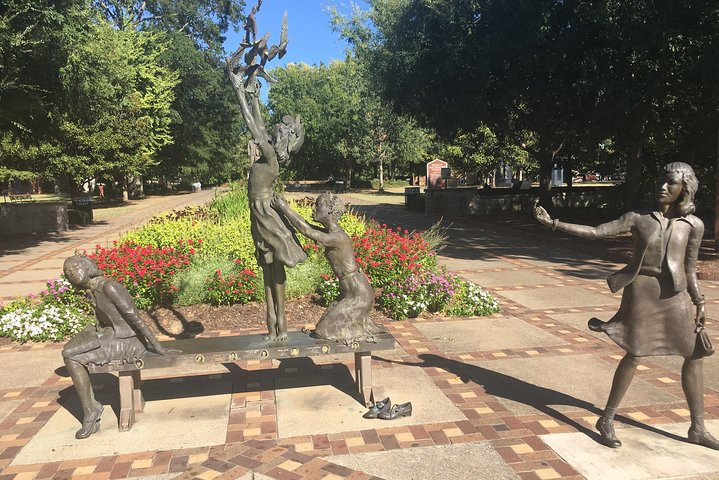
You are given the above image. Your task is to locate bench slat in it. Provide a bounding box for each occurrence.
[88,331,396,373]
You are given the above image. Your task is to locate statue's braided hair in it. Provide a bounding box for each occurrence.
[317,192,345,221]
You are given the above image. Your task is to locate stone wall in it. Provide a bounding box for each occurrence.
[422,187,616,216]
[0,202,69,236]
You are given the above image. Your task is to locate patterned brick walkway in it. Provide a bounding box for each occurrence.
[1,200,718,479]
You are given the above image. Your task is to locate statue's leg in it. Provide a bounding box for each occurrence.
[64,358,103,439]
[261,264,278,340]
[683,357,719,449]
[271,262,288,341]
[596,354,638,448]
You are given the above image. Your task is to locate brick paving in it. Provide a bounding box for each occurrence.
[1,196,718,479]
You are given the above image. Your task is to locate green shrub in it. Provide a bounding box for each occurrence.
[0,302,92,343]
[205,260,261,306]
[209,182,250,221]
[285,256,332,299]
[317,274,340,306]
[444,280,501,317]
[38,277,93,316]
[172,256,241,306]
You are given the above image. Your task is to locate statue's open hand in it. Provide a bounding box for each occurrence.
[533,200,553,228]
[271,193,288,210]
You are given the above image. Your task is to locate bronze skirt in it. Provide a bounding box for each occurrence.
[602,274,696,357]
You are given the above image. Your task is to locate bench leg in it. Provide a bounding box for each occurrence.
[131,370,144,413]
[355,351,374,407]
[118,370,143,431]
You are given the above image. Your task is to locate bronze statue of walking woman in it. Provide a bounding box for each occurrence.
[535,162,718,450]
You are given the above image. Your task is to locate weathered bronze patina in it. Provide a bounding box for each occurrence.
[273,193,388,344]
[226,1,306,341]
[62,255,177,439]
[535,162,718,450]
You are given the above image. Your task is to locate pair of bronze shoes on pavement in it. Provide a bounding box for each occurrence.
[596,416,719,450]
[363,397,412,420]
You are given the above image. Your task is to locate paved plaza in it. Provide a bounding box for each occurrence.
[1,194,719,479]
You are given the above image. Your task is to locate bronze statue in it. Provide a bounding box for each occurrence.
[227,2,306,341]
[62,255,177,439]
[534,162,718,450]
[272,193,387,344]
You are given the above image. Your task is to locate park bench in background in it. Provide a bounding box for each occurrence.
[9,194,35,203]
[88,331,396,431]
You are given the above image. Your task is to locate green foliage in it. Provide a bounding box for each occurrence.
[172,256,240,306]
[317,274,340,306]
[444,280,501,318]
[205,260,260,306]
[285,257,332,300]
[38,277,93,316]
[336,0,719,206]
[268,60,431,184]
[54,20,179,189]
[209,182,250,221]
[0,303,91,343]
[153,32,245,184]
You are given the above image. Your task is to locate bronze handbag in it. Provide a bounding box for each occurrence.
[695,325,715,357]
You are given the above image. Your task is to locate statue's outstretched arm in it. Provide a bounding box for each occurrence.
[534,202,633,239]
[272,195,330,244]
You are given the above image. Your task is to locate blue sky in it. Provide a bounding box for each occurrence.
[223,1,369,67]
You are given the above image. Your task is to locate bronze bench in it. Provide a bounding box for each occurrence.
[87,331,396,431]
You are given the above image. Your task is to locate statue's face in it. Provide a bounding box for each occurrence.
[63,259,90,288]
[313,197,331,224]
[656,171,683,206]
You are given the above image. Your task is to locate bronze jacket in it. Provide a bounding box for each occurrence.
[556,210,703,302]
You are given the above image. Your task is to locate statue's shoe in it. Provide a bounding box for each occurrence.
[688,428,719,450]
[596,416,621,448]
[588,317,606,332]
[76,401,104,439]
[363,397,391,419]
[379,402,412,420]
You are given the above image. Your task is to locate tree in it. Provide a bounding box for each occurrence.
[153,31,245,185]
[268,59,431,186]
[54,19,179,195]
[439,125,531,183]
[91,0,245,51]
[336,0,719,207]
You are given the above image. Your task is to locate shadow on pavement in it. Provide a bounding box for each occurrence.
[374,353,686,447]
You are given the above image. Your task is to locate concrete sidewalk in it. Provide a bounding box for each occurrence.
[1,197,719,480]
[0,189,219,304]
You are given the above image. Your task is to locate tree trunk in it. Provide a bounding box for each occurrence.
[624,140,643,208]
[122,176,129,202]
[537,150,554,210]
[378,156,384,191]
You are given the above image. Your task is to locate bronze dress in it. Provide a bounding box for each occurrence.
[584,211,704,357]
[62,277,147,366]
[249,193,307,267]
[314,269,387,344]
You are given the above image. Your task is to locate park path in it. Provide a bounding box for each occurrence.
[1,192,719,479]
[0,189,219,303]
